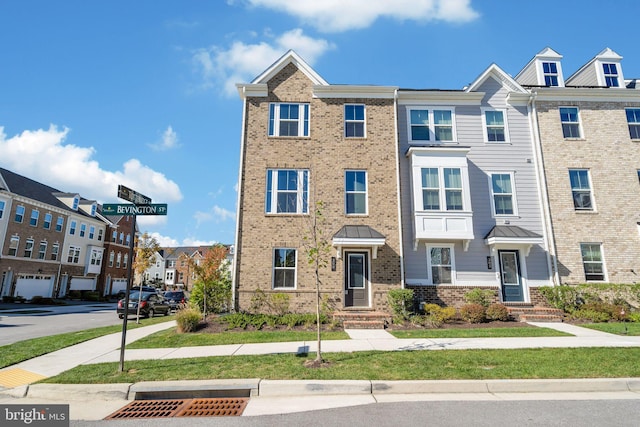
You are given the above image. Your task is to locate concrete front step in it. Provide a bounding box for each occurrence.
[342,320,386,329]
[506,306,564,322]
[334,311,390,329]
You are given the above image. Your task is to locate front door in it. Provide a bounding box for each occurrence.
[345,251,369,307]
[498,250,524,302]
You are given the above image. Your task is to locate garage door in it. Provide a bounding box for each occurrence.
[14,275,55,300]
[110,279,128,295]
[70,277,96,291]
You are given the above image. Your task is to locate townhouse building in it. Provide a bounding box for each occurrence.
[0,168,107,299]
[516,47,640,285]
[233,51,403,314]
[100,213,135,296]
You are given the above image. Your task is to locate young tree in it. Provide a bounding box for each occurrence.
[132,232,160,323]
[188,244,231,319]
[302,201,332,365]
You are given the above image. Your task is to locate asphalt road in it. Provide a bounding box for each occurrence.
[72,399,640,427]
[0,302,120,346]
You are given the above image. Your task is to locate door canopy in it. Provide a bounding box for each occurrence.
[332,225,386,259]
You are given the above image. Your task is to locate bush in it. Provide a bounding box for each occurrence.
[463,289,495,308]
[539,285,582,312]
[459,303,486,323]
[627,312,640,323]
[269,293,290,316]
[486,303,509,321]
[176,307,202,333]
[388,288,414,323]
[189,278,232,314]
[422,303,457,323]
[570,309,610,323]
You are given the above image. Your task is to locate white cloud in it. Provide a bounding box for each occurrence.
[148,126,180,151]
[0,125,183,205]
[192,28,334,95]
[147,232,218,248]
[194,205,235,226]
[244,0,479,32]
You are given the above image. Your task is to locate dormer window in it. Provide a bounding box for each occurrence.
[72,196,79,210]
[90,203,97,216]
[542,62,559,86]
[602,63,619,87]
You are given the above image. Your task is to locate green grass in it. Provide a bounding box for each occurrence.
[579,322,640,336]
[0,316,175,369]
[389,327,572,339]
[41,347,640,384]
[128,328,349,348]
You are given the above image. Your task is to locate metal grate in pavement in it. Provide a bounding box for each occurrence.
[105,398,248,419]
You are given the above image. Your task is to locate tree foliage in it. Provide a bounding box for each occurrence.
[133,232,160,285]
[188,244,232,317]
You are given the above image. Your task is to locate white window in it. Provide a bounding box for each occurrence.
[69,220,77,235]
[166,271,174,281]
[0,200,4,219]
[560,107,581,138]
[602,63,619,87]
[90,249,102,266]
[123,254,128,269]
[72,196,79,210]
[80,223,86,237]
[420,167,464,211]
[482,109,509,143]
[90,204,97,216]
[490,173,516,216]
[8,236,19,256]
[43,213,52,229]
[408,108,455,142]
[626,108,640,139]
[427,245,454,285]
[15,205,25,223]
[119,232,124,244]
[265,169,309,214]
[98,229,103,241]
[273,248,296,289]
[67,246,80,263]
[30,209,39,226]
[268,103,309,137]
[56,217,64,232]
[109,251,114,267]
[51,243,59,261]
[345,170,367,215]
[580,243,605,281]
[38,241,47,260]
[24,239,34,258]
[345,104,365,138]
[116,253,122,268]
[542,62,559,86]
[89,226,95,239]
[569,169,593,211]
[112,230,117,242]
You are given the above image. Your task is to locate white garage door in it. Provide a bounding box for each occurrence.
[110,279,128,295]
[70,277,96,291]
[14,275,55,300]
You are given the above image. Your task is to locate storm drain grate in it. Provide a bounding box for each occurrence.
[105,398,248,419]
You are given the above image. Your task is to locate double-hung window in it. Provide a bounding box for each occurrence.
[602,63,619,87]
[51,243,59,261]
[491,173,516,216]
[345,104,365,138]
[580,243,605,281]
[24,239,34,258]
[0,200,5,219]
[273,248,296,289]
[560,107,581,138]
[8,236,19,256]
[483,109,508,142]
[80,223,86,237]
[67,246,80,263]
[89,226,95,239]
[268,103,309,137]
[408,108,455,142]
[56,217,64,232]
[265,169,309,214]
[90,249,102,266]
[15,205,25,223]
[569,169,593,211]
[345,170,367,214]
[38,242,47,260]
[542,62,559,86]
[44,213,52,229]
[428,246,453,285]
[116,253,122,268]
[30,209,39,226]
[626,108,640,139]
[109,251,115,267]
[420,167,464,211]
[69,220,77,235]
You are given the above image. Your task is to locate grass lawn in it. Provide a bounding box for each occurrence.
[0,316,175,369]
[41,347,640,384]
[579,322,640,336]
[389,327,571,339]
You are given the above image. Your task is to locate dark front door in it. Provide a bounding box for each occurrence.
[499,250,524,302]
[344,252,369,307]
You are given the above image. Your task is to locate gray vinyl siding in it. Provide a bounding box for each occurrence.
[515,63,538,86]
[399,75,551,289]
[566,63,598,86]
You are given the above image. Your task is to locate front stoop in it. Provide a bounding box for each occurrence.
[506,305,564,322]
[333,311,390,329]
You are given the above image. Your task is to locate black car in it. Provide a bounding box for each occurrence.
[164,291,188,311]
[117,291,171,318]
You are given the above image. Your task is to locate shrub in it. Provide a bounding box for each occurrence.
[539,285,582,312]
[627,312,640,323]
[422,303,457,323]
[486,303,509,321]
[190,278,232,314]
[463,289,495,308]
[459,303,486,323]
[269,293,290,316]
[387,288,414,323]
[570,309,610,323]
[175,307,202,333]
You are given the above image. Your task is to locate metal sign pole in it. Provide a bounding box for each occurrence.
[118,214,136,372]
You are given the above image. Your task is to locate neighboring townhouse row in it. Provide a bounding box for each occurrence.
[232,48,640,315]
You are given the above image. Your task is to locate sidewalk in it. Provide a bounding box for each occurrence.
[1,321,640,420]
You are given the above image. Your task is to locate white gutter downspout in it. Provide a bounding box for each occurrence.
[231,86,248,312]
[528,92,560,286]
[393,88,406,288]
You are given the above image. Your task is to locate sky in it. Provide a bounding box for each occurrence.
[2,0,640,247]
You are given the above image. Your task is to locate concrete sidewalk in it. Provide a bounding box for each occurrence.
[1,321,640,420]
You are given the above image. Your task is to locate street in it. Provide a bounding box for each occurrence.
[0,302,120,346]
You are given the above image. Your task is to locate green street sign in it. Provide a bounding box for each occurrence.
[102,203,168,216]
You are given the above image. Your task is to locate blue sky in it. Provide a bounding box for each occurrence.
[2,0,639,247]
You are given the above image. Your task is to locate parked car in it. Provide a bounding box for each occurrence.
[117,291,171,318]
[164,291,188,311]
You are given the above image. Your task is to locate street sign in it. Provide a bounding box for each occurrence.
[117,184,152,205]
[103,203,167,216]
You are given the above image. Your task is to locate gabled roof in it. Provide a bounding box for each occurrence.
[251,49,328,86]
[465,63,527,94]
[566,47,623,85]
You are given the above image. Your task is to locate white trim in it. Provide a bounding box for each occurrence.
[268,103,310,138]
[481,108,510,143]
[406,106,457,143]
[579,242,608,282]
[343,249,372,308]
[344,104,366,139]
[272,247,298,290]
[425,244,456,285]
[559,106,583,139]
[314,85,397,99]
[344,170,368,215]
[488,172,518,217]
